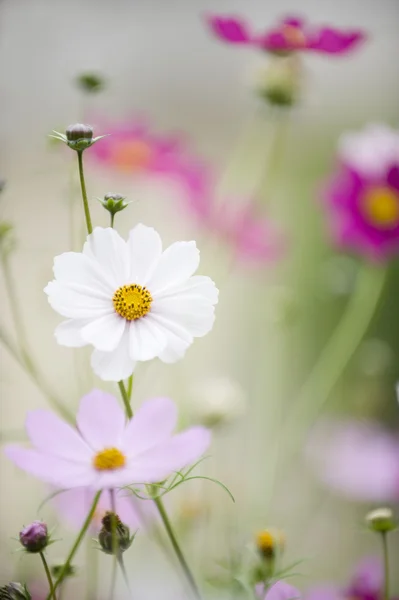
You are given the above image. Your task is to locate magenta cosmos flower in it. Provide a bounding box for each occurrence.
[5,390,210,490]
[88,116,211,220]
[206,14,365,55]
[307,556,398,600]
[306,418,399,502]
[324,125,399,261]
[53,486,156,532]
[256,581,301,600]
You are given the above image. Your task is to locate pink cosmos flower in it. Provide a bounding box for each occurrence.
[210,200,286,266]
[5,390,211,490]
[88,116,211,220]
[323,125,399,261]
[256,581,301,600]
[53,486,156,532]
[206,14,366,55]
[307,556,398,600]
[306,418,399,502]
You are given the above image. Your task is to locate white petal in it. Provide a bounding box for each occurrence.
[153,296,216,337]
[83,227,129,288]
[46,282,113,319]
[156,275,219,304]
[149,313,193,363]
[81,313,126,351]
[147,241,199,295]
[55,319,91,347]
[91,329,136,382]
[128,317,167,361]
[51,252,114,296]
[128,224,162,285]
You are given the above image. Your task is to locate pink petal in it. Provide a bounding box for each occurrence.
[122,397,178,456]
[25,410,92,461]
[306,586,345,600]
[264,581,301,600]
[131,426,211,480]
[5,446,96,488]
[206,14,252,44]
[77,389,126,451]
[350,556,383,596]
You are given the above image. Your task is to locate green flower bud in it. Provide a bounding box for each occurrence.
[255,56,300,107]
[98,512,134,555]
[100,193,129,217]
[75,72,105,94]
[50,125,106,152]
[366,508,397,533]
[0,583,31,600]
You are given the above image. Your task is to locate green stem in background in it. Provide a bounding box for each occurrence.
[118,380,133,419]
[0,260,73,422]
[282,263,387,459]
[77,150,93,235]
[381,532,390,600]
[40,552,56,600]
[153,496,201,600]
[258,107,290,206]
[85,534,99,600]
[48,491,102,599]
[127,374,134,402]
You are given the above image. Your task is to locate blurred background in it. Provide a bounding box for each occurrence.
[0,0,398,598]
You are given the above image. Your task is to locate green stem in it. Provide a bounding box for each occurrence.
[40,552,56,600]
[283,264,387,458]
[85,535,99,600]
[118,381,133,419]
[153,496,201,600]
[48,491,102,599]
[110,213,115,228]
[127,374,134,402]
[109,488,118,600]
[381,532,390,600]
[77,150,93,235]
[117,554,132,597]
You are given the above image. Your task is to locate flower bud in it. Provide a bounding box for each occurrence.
[75,72,105,94]
[255,529,285,560]
[0,583,31,600]
[189,377,246,428]
[255,56,300,107]
[66,123,93,142]
[19,521,48,553]
[98,512,134,555]
[366,508,397,533]
[99,193,129,217]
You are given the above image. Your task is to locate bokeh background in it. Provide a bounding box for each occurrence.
[0,0,398,598]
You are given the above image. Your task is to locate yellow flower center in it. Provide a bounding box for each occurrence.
[282,25,306,47]
[362,186,399,229]
[93,448,126,471]
[255,529,285,558]
[113,283,152,321]
[110,140,153,172]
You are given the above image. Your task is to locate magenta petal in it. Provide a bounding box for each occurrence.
[122,397,178,456]
[310,28,366,54]
[206,14,252,44]
[5,446,95,488]
[77,389,126,451]
[264,581,302,600]
[131,426,211,481]
[306,586,346,600]
[25,410,92,461]
[349,556,383,597]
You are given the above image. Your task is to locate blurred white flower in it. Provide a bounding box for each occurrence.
[339,124,399,179]
[45,225,218,381]
[188,376,246,428]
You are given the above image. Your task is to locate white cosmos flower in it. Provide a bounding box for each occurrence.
[45,225,218,381]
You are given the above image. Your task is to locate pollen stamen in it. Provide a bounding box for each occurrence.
[113,283,152,321]
[362,186,399,229]
[93,448,126,471]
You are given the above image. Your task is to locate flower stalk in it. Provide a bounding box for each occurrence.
[381,532,390,600]
[39,552,56,600]
[77,151,93,235]
[118,381,133,419]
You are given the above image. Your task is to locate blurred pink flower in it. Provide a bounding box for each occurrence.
[210,200,286,266]
[53,486,156,532]
[5,390,211,490]
[307,556,396,600]
[306,418,399,502]
[323,125,399,261]
[88,116,211,220]
[206,14,366,55]
[256,581,301,600]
